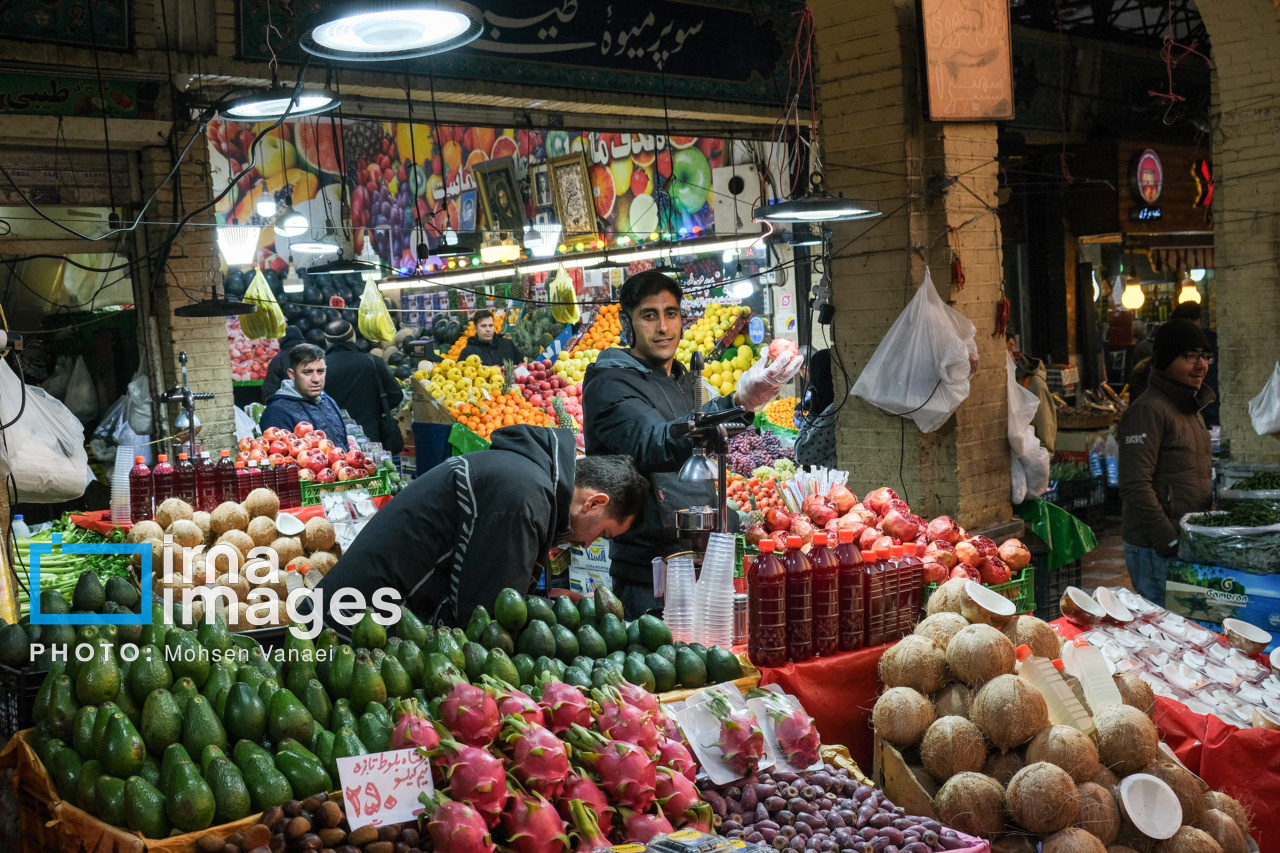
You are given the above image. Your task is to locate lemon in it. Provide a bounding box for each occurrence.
[719,381,735,396]
[733,369,744,381]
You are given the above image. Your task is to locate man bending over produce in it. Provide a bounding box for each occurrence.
[315,425,649,627]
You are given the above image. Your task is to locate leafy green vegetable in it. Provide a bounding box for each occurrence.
[1229,471,1280,491]
[1186,502,1280,528]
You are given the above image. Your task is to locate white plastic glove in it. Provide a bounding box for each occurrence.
[735,351,804,412]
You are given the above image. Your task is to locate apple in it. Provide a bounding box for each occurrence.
[294,421,314,438]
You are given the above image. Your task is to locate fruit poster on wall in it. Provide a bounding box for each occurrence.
[208,118,736,273]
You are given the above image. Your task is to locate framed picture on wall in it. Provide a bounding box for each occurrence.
[473,156,527,235]
[459,190,478,232]
[530,164,554,208]
[548,152,596,239]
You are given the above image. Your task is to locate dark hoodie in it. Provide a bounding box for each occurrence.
[459,333,522,367]
[582,348,746,584]
[262,326,303,401]
[315,425,576,627]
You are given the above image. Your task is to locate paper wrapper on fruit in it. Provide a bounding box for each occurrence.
[736,341,803,412]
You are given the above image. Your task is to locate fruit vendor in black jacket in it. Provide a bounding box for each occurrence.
[459,309,522,367]
[321,320,405,453]
[582,271,803,618]
[314,425,649,627]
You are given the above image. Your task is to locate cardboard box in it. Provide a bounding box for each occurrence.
[570,566,612,594]
[1166,561,1280,647]
[411,378,455,425]
[570,538,611,571]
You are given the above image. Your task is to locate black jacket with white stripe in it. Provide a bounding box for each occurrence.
[315,424,576,627]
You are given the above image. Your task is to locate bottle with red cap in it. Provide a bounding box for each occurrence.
[279,456,301,509]
[247,459,266,493]
[863,547,891,646]
[783,535,813,662]
[896,543,925,636]
[151,454,174,505]
[194,452,218,512]
[747,539,788,667]
[260,459,279,496]
[834,529,864,652]
[215,449,237,503]
[234,461,253,501]
[128,456,153,523]
[174,453,197,506]
[809,531,840,657]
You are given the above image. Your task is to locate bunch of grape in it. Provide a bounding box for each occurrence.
[726,429,794,476]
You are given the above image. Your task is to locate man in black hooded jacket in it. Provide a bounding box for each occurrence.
[321,320,405,452]
[314,425,649,627]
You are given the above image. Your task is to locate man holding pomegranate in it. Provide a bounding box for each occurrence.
[1117,320,1215,605]
[583,270,803,617]
[260,343,350,446]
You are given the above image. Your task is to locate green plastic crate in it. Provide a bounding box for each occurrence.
[300,468,393,506]
[923,566,1036,616]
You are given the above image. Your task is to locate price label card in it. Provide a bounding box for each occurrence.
[336,747,434,830]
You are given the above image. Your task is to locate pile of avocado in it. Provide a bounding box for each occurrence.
[461,584,743,695]
[0,572,141,672]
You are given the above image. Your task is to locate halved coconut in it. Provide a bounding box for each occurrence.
[1118,773,1183,841]
[275,512,306,536]
[960,580,1017,628]
[1061,586,1106,625]
[1271,646,1280,671]
[1251,707,1280,730]
[1094,586,1134,622]
[1222,618,1271,656]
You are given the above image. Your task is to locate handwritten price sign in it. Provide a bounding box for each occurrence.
[336,748,434,830]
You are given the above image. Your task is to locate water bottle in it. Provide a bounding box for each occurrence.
[1105,429,1120,488]
[11,515,30,540]
[1088,437,1105,479]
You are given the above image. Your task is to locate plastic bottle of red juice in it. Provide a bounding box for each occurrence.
[280,457,301,509]
[151,454,174,506]
[234,461,253,501]
[896,543,925,636]
[247,460,266,492]
[783,535,813,663]
[835,529,865,652]
[862,548,888,646]
[129,456,153,523]
[810,531,840,657]
[215,449,237,503]
[174,453,196,506]
[194,452,218,512]
[747,539,788,667]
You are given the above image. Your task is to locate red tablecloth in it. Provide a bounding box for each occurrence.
[1050,617,1274,847]
[70,497,393,537]
[757,644,891,772]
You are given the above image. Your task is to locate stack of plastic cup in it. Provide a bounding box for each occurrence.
[109,445,133,525]
[664,553,696,643]
[693,533,737,648]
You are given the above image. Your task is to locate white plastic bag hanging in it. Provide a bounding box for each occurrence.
[126,364,152,435]
[1007,353,1051,503]
[41,355,72,399]
[1249,363,1280,435]
[0,359,89,502]
[850,267,978,433]
[64,355,99,422]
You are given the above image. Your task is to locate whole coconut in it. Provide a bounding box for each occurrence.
[1141,761,1204,826]
[1026,725,1101,783]
[126,519,163,544]
[1095,705,1160,775]
[191,511,213,546]
[880,634,950,694]
[1007,762,1080,834]
[926,577,969,616]
[947,623,1017,686]
[915,612,970,649]
[991,835,1038,853]
[920,715,987,782]
[971,674,1049,751]
[216,529,255,561]
[302,517,336,552]
[1202,792,1250,839]
[1114,673,1156,718]
[1043,828,1107,853]
[270,536,305,566]
[305,551,338,576]
[243,488,280,519]
[1074,781,1121,846]
[1154,827,1223,853]
[872,687,935,748]
[984,749,1025,787]
[1002,614,1064,661]
[1092,765,1121,792]
[935,772,1006,838]
[166,519,204,550]
[210,501,250,535]
[246,515,278,547]
[1192,810,1246,853]
[155,497,194,529]
[933,683,973,719]
[1109,847,1141,853]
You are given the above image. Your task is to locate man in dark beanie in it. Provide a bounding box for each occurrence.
[322,319,405,453]
[1117,319,1215,605]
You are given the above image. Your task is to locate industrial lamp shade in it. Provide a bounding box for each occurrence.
[1121,281,1146,310]
[274,207,309,238]
[1178,279,1202,304]
[221,89,339,120]
[217,224,262,266]
[301,0,484,61]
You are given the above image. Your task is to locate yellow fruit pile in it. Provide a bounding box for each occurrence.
[765,396,798,429]
[423,355,507,408]
[554,349,596,385]
[676,303,750,367]
[701,345,760,398]
[444,310,506,361]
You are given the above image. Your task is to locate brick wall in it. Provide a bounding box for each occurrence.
[811,0,1010,529]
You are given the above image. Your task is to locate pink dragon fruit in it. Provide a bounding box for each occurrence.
[421,790,496,853]
[563,723,657,813]
[564,798,611,853]
[501,789,573,853]
[499,715,571,800]
[536,678,593,734]
[615,808,674,844]
[558,771,615,837]
[760,694,822,769]
[390,698,441,751]
[678,802,714,833]
[603,670,661,722]
[592,686,660,754]
[655,738,697,783]
[704,694,765,777]
[440,681,502,747]
[655,707,682,742]
[655,767,701,820]
[429,735,510,828]
[483,676,543,725]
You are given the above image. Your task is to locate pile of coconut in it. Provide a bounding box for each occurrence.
[871,579,1254,853]
[125,491,341,630]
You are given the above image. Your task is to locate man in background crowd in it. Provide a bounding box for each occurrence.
[459,309,522,367]
[321,320,404,453]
